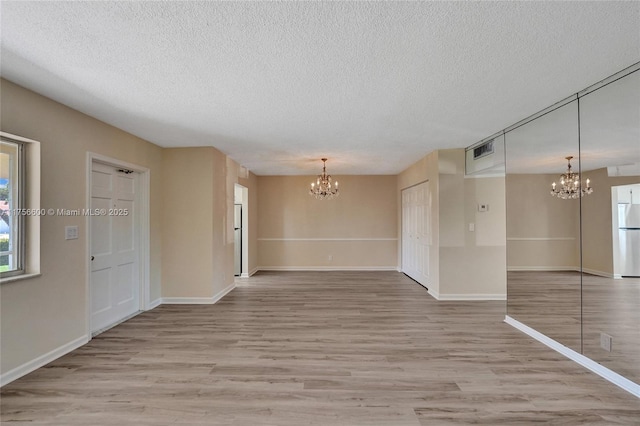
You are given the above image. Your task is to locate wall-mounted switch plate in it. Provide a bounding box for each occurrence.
[478,204,489,212]
[600,333,613,352]
[65,226,78,240]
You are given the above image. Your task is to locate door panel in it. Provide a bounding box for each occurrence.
[402,182,430,288]
[90,162,139,333]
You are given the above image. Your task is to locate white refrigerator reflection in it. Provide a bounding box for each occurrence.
[618,204,640,277]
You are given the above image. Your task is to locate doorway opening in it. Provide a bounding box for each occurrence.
[234,184,249,277]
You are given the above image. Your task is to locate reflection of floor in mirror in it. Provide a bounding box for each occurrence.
[508,270,639,384]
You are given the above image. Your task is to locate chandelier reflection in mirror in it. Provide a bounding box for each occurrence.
[550,156,593,199]
[309,158,339,200]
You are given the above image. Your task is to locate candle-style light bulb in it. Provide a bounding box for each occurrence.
[552,182,556,190]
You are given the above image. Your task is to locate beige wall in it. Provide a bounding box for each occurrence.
[0,79,164,374]
[398,149,506,298]
[506,173,581,270]
[438,149,506,297]
[257,175,398,269]
[161,148,215,297]
[161,149,254,299]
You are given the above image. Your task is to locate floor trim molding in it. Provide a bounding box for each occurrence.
[504,315,640,399]
[258,266,398,272]
[162,283,236,305]
[0,335,89,387]
[507,266,578,272]
[582,268,615,279]
[436,293,506,301]
[148,298,162,310]
[508,267,619,279]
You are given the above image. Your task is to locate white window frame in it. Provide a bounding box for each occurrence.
[0,131,41,284]
[0,136,25,277]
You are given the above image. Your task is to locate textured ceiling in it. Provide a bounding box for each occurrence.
[1,1,639,175]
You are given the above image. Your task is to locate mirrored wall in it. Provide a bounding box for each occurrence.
[503,64,640,385]
[505,99,582,353]
[580,70,640,382]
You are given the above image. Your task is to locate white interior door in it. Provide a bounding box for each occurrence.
[402,182,430,288]
[90,162,139,333]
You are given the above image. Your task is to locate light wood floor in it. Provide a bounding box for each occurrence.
[508,270,640,382]
[2,271,639,425]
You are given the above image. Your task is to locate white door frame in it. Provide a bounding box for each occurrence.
[85,152,151,339]
[234,184,249,277]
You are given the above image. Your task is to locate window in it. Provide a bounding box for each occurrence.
[1,136,25,277]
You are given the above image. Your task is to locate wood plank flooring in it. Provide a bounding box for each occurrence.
[2,271,639,425]
[508,270,640,382]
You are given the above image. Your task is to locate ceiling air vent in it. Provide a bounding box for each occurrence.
[473,139,494,160]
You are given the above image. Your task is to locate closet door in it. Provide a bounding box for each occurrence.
[402,182,430,288]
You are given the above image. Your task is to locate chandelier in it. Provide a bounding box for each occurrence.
[309,158,339,200]
[550,156,593,199]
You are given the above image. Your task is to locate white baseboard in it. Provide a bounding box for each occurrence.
[436,293,506,301]
[147,298,162,310]
[240,267,259,278]
[507,266,578,272]
[162,282,236,305]
[507,266,618,279]
[258,266,399,272]
[1,335,89,387]
[582,268,615,278]
[504,315,640,399]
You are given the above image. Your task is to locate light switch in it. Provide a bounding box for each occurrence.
[65,226,78,240]
[478,204,489,212]
[468,223,475,232]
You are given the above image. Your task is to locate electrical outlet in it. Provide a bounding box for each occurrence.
[328,254,333,262]
[65,226,78,240]
[600,333,612,352]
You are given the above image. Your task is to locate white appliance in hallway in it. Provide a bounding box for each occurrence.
[618,203,640,277]
[234,203,242,277]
